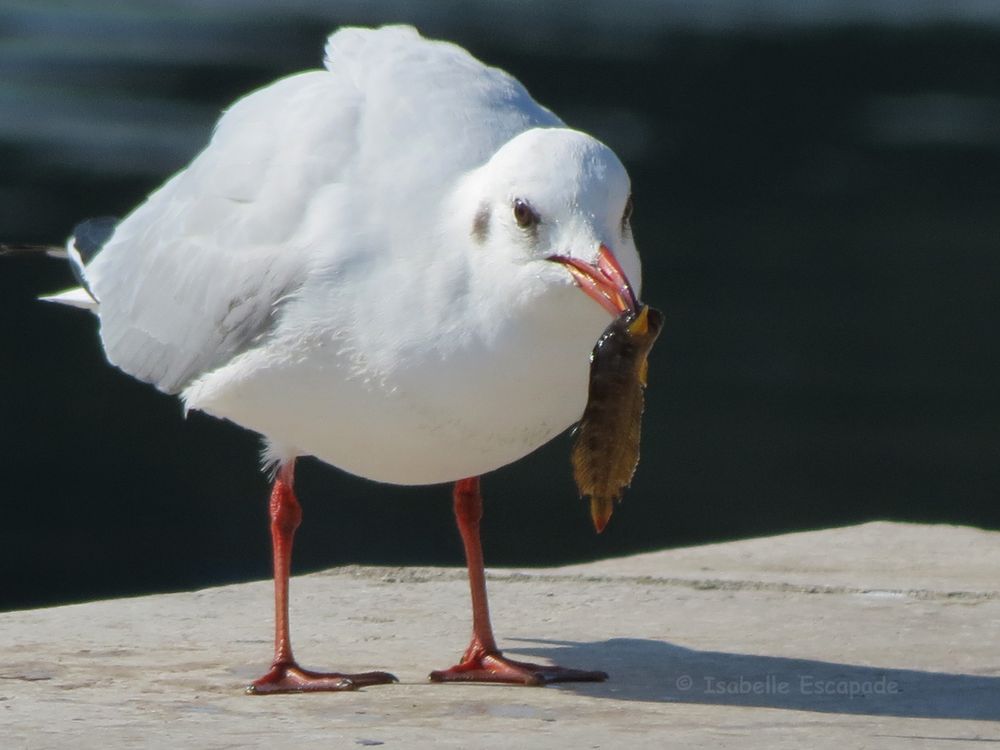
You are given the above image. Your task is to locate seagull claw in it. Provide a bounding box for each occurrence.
[429,649,608,686]
[247,662,397,694]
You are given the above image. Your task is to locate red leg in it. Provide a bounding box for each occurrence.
[429,477,608,686]
[247,460,397,694]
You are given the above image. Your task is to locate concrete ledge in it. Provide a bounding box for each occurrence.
[2,522,998,748]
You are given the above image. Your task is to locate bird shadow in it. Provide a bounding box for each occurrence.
[504,637,1000,721]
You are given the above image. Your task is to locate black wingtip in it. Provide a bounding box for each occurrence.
[0,243,59,256]
[72,216,118,263]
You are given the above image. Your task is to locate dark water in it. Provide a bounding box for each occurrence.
[2,2,999,611]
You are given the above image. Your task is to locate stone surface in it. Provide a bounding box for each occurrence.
[2,521,998,748]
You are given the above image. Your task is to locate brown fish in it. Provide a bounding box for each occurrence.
[572,304,664,532]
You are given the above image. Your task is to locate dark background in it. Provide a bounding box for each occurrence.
[2,1,998,612]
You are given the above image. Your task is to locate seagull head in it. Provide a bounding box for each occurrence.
[461,127,642,324]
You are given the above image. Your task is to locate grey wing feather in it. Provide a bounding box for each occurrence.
[83,70,347,394]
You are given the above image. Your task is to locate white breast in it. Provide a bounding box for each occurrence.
[184,280,609,485]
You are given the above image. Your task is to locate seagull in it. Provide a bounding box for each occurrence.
[41,25,644,692]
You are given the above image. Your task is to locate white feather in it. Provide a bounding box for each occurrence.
[40,287,98,311]
[51,26,642,485]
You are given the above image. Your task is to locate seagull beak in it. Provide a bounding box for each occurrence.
[548,244,639,317]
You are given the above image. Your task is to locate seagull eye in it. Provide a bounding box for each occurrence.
[512,198,539,230]
[621,194,634,230]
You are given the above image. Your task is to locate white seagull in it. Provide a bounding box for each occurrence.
[43,25,645,692]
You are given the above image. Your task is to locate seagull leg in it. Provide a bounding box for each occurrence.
[247,460,397,694]
[429,477,608,686]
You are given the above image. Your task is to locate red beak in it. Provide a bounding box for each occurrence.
[548,244,639,317]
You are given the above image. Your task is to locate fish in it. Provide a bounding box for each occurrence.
[571,304,665,532]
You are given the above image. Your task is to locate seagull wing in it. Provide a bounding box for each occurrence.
[78,69,353,394]
[62,26,562,395]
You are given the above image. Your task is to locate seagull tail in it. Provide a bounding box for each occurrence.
[21,216,120,312]
[40,287,99,311]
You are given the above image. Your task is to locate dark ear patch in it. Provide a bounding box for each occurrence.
[472,203,490,244]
